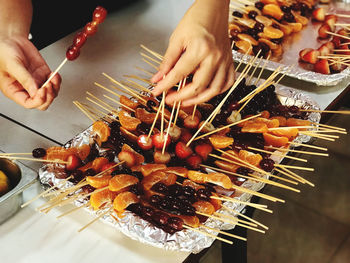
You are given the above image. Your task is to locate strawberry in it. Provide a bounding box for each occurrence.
[183,115,200,129]
[195,143,213,161]
[101,162,117,173]
[302,49,320,64]
[152,133,171,149]
[165,126,181,142]
[175,141,193,159]
[339,44,350,55]
[325,15,337,31]
[137,134,153,150]
[318,44,330,56]
[318,24,331,39]
[180,128,193,143]
[117,151,136,167]
[299,48,313,62]
[65,154,82,171]
[332,36,342,48]
[330,61,344,73]
[154,151,171,164]
[324,41,335,52]
[186,154,202,169]
[312,7,325,22]
[314,59,330,74]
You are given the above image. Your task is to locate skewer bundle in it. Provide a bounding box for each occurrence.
[8,45,348,251]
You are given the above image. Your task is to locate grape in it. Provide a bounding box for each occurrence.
[92,6,107,24]
[66,45,80,61]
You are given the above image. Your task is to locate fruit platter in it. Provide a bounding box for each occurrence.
[229,0,350,85]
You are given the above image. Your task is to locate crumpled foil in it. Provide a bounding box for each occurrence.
[232,51,350,86]
[39,85,320,253]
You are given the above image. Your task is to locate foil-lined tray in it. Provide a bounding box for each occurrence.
[230,1,350,86]
[39,85,320,254]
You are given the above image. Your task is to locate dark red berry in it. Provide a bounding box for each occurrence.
[32,148,46,158]
[66,45,80,61]
[73,32,87,49]
[92,6,107,24]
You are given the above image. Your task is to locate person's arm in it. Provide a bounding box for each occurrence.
[151,0,234,106]
[0,0,61,110]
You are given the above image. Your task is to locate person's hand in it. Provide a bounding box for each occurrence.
[151,0,234,106]
[0,35,61,110]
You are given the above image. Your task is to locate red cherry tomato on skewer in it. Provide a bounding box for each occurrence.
[93,6,108,24]
[137,135,153,150]
[84,21,98,36]
[66,45,80,60]
[73,32,88,49]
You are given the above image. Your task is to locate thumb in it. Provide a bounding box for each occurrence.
[7,60,38,97]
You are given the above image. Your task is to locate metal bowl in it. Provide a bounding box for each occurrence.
[0,158,37,224]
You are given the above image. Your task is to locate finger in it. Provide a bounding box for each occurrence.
[37,86,55,111]
[151,38,183,83]
[49,73,62,98]
[220,65,235,93]
[6,60,38,97]
[181,63,228,106]
[152,51,201,96]
[165,59,217,104]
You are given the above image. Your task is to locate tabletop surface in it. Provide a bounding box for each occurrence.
[0,0,349,262]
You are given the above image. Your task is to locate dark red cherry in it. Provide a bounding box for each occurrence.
[92,6,107,24]
[66,45,80,60]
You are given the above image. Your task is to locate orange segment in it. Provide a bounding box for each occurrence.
[270,116,287,126]
[78,161,92,172]
[188,170,207,184]
[141,164,167,177]
[109,174,139,192]
[239,150,263,166]
[241,122,268,133]
[262,26,284,39]
[92,121,111,143]
[90,189,116,210]
[206,173,232,189]
[209,135,234,149]
[269,128,299,140]
[135,108,157,125]
[254,117,280,128]
[86,174,112,188]
[262,4,284,20]
[161,173,177,186]
[263,133,289,147]
[113,192,139,212]
[210,192,222,210]
[142,171,166,191]
[260,110,270,119]
[120,95,139,110]
[182,179,205,191]
[76,145,91,161]
[91,157,109,173]
[45,146,77,161]
[214,160,240,172]
[120,127,138,142]
[118,110,141,131]
[286,118,311,128]
[193,201,215,215]
[166,167,188,177]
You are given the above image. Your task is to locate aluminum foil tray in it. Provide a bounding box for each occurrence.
[39,85,320,253]
[230,1,350,86]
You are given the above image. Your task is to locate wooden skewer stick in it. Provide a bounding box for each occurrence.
[230,208,269,230]
[196,211,265,234]
[86,91,119,113]
[254,53,271,86]
[78,207,113,232]
[103,73,148,103]
[300,109,350,115]
[299,131,336,141]
[200,224,247,241]
[213,212,258,227]
[41,58,68,88]
[21,175,72,208]
[183,225,233,244]
[123,74,153,85]
[125,78,151,93]
[0,153,32,156]
[2,156,68,164]
[95,82,121,98]
[73,101,97,122]
[247,56,263,85]
[231,181,284,202]
[162,96,176,154]
[147,95,164,139]
[310,121,346,131]
[211,195,268,209]
[273,167,309,185]
[142,58,159,71]
[288,142,328,151]
[140,45,164,60]
[79,102,115,123]
[56,203,89,219]
[173,78,186,127]
[194,113,261,140]
[140,52,162,65]
[301,132,339,139]
[274,164,314,172]
[86,96,115,116]
[160,91,166,140]
[326,31,350,40]
[334,13,350,18]
[265,146,329,157]
[103,94,136,112]
[278,167,315,187]
[247,146,308,162]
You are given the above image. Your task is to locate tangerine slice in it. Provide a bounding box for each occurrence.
[120,95,139,110]
[120,127,138,142]
[270,116,287,126]
[122,144,144,165]
[215,160,240,172]
[109,174,139,192]
[135,108,157,125]
[118,110,141,131]
[254,117,280,128]
[263,132,289,147]
[260,110,270,119]
[92,121,111,143]
[235,40,253,54]
[286,118,311,128]
[263,26,284,39]
[269,127,299,140]
[209,135,234,149]
[178,215,200,228]
[206,173,232,189]
[141,164,167,177]
[237,33,259,46]
[255,15,273,27]
[78,161,92,172]
[142,171,166,191]
[113,191,139,212]
[45,146,77,161]
[221,150,239,160]
[259,38,279,50]
[166,167,188,177]
[239,150,263,166]
[210,192,222,210]
[76,144,91,161]
[90,189,116,210]
[161,173,177,186]
[91,157,109,172]
[262,4,284,20]
[193,201,215,215]
[86,174,112,188]
[182,179,205,191]
[188,170,207,184]
[241,122,268,133]
[284,22,303,33]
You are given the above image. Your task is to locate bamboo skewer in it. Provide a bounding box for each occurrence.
[1,156,68,164]
[326,31,350,40]
[247,146,308,162]
[299,131,336,141]
[274,164,314,172]
[140,45,164,60]
[86,91,119,113]
[73,101,97,122]
[273,167,309,185]
[200,224,247,241]
[278,167,314,187]
[142,58,159,71]
[56,203,89,219]
[183,225,233,244]
[211,195,269,210]
[41,58,68,88]
[300,109,350,115]
[254,53,271,86]
[79,102,114,123]
[103,94,136,112]
[231,209,269,230]
[140,52,162,65]
[288,142,328,151]
[213,212,258,227]
[125,78,151,93]
[264,146,329,157]
[310,121,346,131]
[78,207,113,232]
[147,95,164,139]
[124,75,153,85]
[95,82,121,98]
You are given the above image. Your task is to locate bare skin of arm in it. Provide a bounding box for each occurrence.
[0,0,61,110]
[151,0,234,106]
